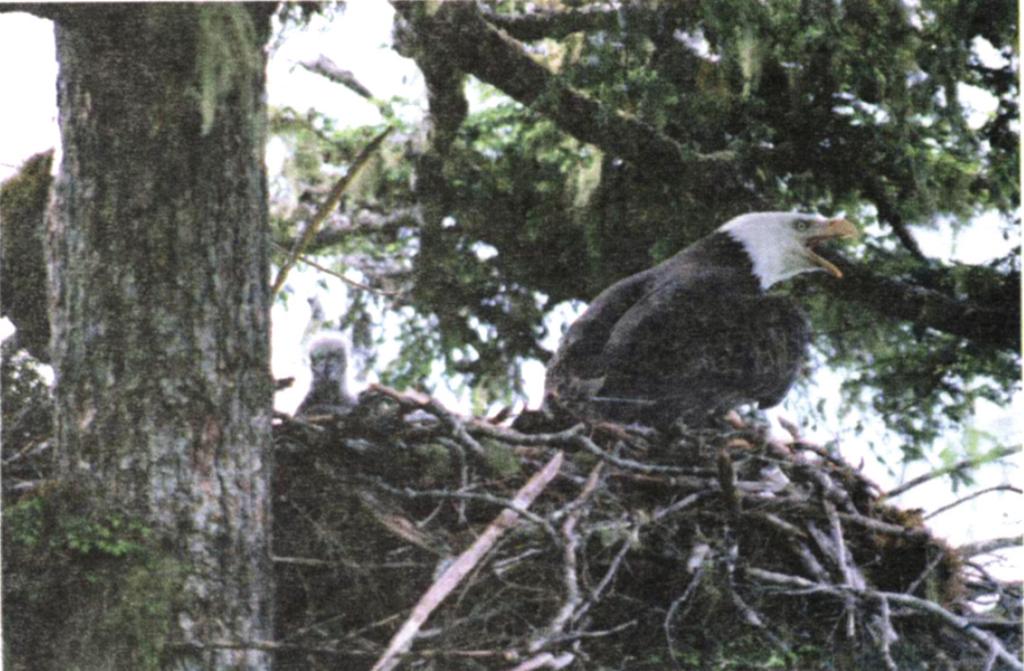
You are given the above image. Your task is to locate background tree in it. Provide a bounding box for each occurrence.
[1,0,1019,668]
[3,5,276,669]
[271,0,1018,462]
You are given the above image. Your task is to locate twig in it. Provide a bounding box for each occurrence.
[1,438,49,466]
[824,499,862,637]
[982,645,999,671]
[300,55,374,99]
[467,419,587,446]
[372,386,489,458]
[571,434,710,476]
[793,440,883,496]
[370,451,564,671]
[549,619,636,643]
[905,546,951,597]
[271,125,393,296]
[957,535,1023,559]
[883,446,1018,499]
[652,491,712,523]
[272,243,401,296]
[873,595,899,671]
[365,478,561,547]
[795,460,856,512]
[190,638,373,657]
[437,437,470,525]
[664,558,707,670]
[528,462,603,652]
[746,567,1024,671]
[503,652,575,671]
[925,485,1023,520]
[572,534,633,624]
[717,447,742,516]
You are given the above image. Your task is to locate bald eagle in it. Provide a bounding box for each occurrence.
[297,334,355,417]
[544,212,858,429]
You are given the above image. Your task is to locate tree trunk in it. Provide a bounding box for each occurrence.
[47,5,275,669]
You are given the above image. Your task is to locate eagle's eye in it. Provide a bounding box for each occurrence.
[793,219,811,232]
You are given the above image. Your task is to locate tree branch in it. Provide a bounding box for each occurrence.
[480,3,626,41]
[863,176,927,261]
[819,251,1021,353]
[369,450,564,671]
[391,1,732,189]
[271,126,394,296]
[925,485,1022,521]
[882,445,1018,499]
[300,55,374,100]
[746,567,1024,671]
[958,536,1023,559]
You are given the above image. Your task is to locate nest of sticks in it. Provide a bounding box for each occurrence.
[271,386,1022,671]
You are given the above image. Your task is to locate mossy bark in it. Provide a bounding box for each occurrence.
[46,5,275,669]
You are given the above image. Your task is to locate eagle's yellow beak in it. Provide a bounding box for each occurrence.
[805,218,858,278]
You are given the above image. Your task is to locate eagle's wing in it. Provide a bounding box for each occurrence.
[544,267,659,399]
[596,275,808,425]
[748,296,810,409]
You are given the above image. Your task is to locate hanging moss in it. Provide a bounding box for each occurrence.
[195,5,261,135]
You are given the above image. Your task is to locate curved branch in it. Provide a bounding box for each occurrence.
[271,126,394,296]
[882,445,1018,499]
[391,1,732,188]
[863,176,927,261]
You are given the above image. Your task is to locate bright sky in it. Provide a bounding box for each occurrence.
[0,3,1019,577]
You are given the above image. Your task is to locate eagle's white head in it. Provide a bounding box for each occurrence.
[720,212,859,289]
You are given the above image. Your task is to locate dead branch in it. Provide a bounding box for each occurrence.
[528,462,603,652]
[883,445,1018,499]
[746,567,1024,671]
[300,54,375,99]
[370,450,564,671]
[872,595,899,671]
[504,651,575,671]
[958,535,1023,559]
[925,484,1023,520]
[271,126,394,296]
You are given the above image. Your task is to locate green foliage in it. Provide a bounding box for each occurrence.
[1,352,52,456]
[3,485,186,670]
[270,1,1019,463]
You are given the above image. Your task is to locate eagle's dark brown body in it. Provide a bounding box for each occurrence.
[545,232,810,429]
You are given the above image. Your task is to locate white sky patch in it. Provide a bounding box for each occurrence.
[673,28,719,62]
[0,13,58,181]
[471,241,499,262]
[911,211,1016,264]
[957,82,999,130]
[971,35,1009,69]
[266,1,425,127]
